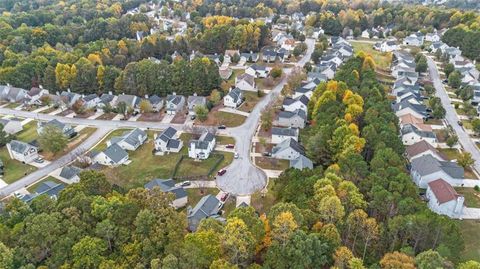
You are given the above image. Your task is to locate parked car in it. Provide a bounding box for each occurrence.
[217,169,227,176]
[262,152,272,157]
[181,181,191,187]
[34,157,44,163]
[226,144,235,149]
[458,121,463,126]
[190,115,196,120]
[218,125,226,129]
[234,152,239,159]
[220,193,229,202]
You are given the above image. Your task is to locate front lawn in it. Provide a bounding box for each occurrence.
[0,148,37,184]
[455,188,480,208]
[39,106,58,114]
[5,103,20,109]
[239,91,263,113]
[437,148,461,161]
[16,121,38,143]
[43,127,97,161]
[175,152,234,179]
[200,109,246,127]
[255,157,289,170]
[26,176,64,193]
[215,136,235,145]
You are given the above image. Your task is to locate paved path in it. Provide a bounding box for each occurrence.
[219,107,250,117]
[427,56,480,173]
[0,128,112,197]
[215,38,315,196]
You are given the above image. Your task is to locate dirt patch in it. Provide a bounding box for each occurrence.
[74,111,95,118]
[433,129,448,143]
[171,109,187,124]
[139,112,165,122]
[97,113,117,120]
[255,156,289,170]
[255,142,274,154]
[58,109,73,116]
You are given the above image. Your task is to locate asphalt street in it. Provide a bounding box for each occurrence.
[427,56,480,173]
[216,38,315,195]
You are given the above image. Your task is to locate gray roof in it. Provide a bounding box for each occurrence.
[401,124,436,139]
[60,91,80,103]
[103,143,128,163]
[199,131,215,143]
[392,100,428,116]
[23,181,65,203]
[59,166,82,180]
[227,88,242,103]
[187,95,207,109]
[284,95,309,106]
[272,138,305,156]
[290,155,313,170]
[272,127,298,137]
[189,131,215,150]
[188,194,222,231]
[8,140,36,154]
[117,94,140,107]
[278,109,307,121]
[249,64,267,71]
[144,178,187,199]
[0,118,20,126]
[166,94,185,105]
[100,94,115,104]
[148,95,162,105]
[113,128,146,148]
[411,154,464,179]
[307,72,328,82]
[83,94,98,102]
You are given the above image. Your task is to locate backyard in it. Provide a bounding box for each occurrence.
[458,220,480,262]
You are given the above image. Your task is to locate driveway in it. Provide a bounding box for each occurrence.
[427,56,480,173]
[216,38,315,195]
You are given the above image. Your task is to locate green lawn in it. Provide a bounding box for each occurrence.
[455,188,480,207]
[216,111,246,127]
[0,148,37,184]
[39,106,58,114]
[175,152,233,179]
[93,128,133,152]
[215,136,235,145]
[5,103,20,109]
[255,157,289,170]
[27,176,64,193]
[437,148,461,161]
[350,41,392,69]
[239,91,262,113]
[458,220,480,262]
[16,121,38,143]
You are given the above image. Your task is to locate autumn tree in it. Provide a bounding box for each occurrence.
[195,105,209,122]
[380,252,415,269]
[139,99,152,113]
[38,124,68,154]
[457,152,474,169]
[221,218,255,266]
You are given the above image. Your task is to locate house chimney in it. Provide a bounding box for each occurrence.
[193,92,197,96]
[173,92,176,96]
[145,94,149,99]
[39,85,43,89]
[108,91,113,95]
[67,88,71,93]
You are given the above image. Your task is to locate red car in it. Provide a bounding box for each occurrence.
[226,144,235,149]
[217,169,227,176]
[220,193,229,202]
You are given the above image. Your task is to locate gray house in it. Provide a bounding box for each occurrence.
[59,165,82,182]
[275,109,307,129]
[145,179,188,208]
[290,155,314,170]
[187,194,223,231]
[21,181,65,203]
[148,95,164,112]
[107,128,147,151]
[154,127,183,155]
[93,143,129,166]
[410,154,464,188]
[0,85,28,103]
[166,94,186,115]
[187,94,207,116]
[271,138,305,160]
[60,91,82,107]
[116,94,140,109]
[38,119,76,138]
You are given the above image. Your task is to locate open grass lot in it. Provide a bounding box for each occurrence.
[39,106,58,114]
[215,136,235,145]
[350,40,392,69]
[455,188,480,207]
[175,152,233,179]
[5,103,20,109]
[26,176,64,193]
[43,127,97,161]
[0,148,36,184]
[255,157,289,170]
[97,113,117,120]
[251,179,277,215]
[15,121,38,143]
[458,220,480,262]
[437,148,461,161]
[239,91,263,113]
[209,110,246,127]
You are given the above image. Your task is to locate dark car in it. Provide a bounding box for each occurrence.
[226,144,235,149]
[262,152,272,157]
[218,125,227,130]
[217,169,227,176]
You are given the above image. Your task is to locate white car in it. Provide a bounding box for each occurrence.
[234,152,239,159]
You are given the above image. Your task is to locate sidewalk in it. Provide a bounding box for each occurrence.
[219,107,250,117]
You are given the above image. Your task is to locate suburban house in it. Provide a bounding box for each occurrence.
[307,72,328,82]
[262,49,277,63]
[187,94,207,116]
[219,66,233,80]
[375,40,399,52]
[400,124,437,147]
[429,41,448,53]
[0,85,28,103]
[410,154,464,188]
[235,73,256,92]
[82,94,101,109]
[93,143,129,166]
[224,49,240,64]
[188,131,216,160]
[283,95,309,113]
[281,38,296,51]
[223,87,243,108]
[271,138,305,160]
[314,63,336,79]
[403,32,424,46]
[98,93,117,110]
[392,100,429,119]
[398,113,432,132]
[405,140,446,162]
[425,32,441,42]
[275,109,307,129]
[426,179,464,218]
[320,54,343,68]
[38,119,76,138]
[271,127,299,144]
[293,86,314,99]
[148,95,164,112]
[245,64,269,78]
[25,87,48,106]
[0,118,23,134]
[187,194,223,231]
[333,44,354,58]
[166,93,186,115]
[59,165,83,183]
[145,179,188,209]
[60,91,82,107]
[240,52,259,63]
[7,140,39,163]
[289,155,314,170]
[21,181,65,203]
[154,127,183,155]
[107,128,147,151]
[116,94,140,110]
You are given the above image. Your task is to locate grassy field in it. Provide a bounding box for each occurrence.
[458,220,480,262]
[215,136,235,145]
[0,148,37,184]
[455,188,480,207]
[216,111,246,127]
[26,176,64,193]
[39,106,58,114]
[437,148,461,161]
[175,154,224,178]
[16,121,38,143]
[239,91,263,113]
[255,157,289,170]
[43,127,97,161]
[350,40,392,69]
[5,103,20,109]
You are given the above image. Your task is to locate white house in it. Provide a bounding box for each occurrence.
[401,124,437,147]
[82,94,101,109]
[59,165,82,183]
[410,154,464,188]
[271,127,299,144]
[283,95,309,113]
[107,128,147,151]
[403,33,424,47]
[145,179,188,209]
[188,132,216,160]
[235,73,256,92]
[148,95,164,112]
[392,100,428,120]
[154,127,183,155]
[425,32,441,42]
[93,143,129,166]
[379,40,399,52]
[166,93,186,115]
[223,88,243,108]
[7,140,39,163]
[25,87,48,106]
[271,138,305,160]
[0,118,23,135]
[245,64,269,78]
[426,179,464,218]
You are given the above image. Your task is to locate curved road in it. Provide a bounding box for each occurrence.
[0,38,315,197]
[216,38,315,195]
[427,56,480,173]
